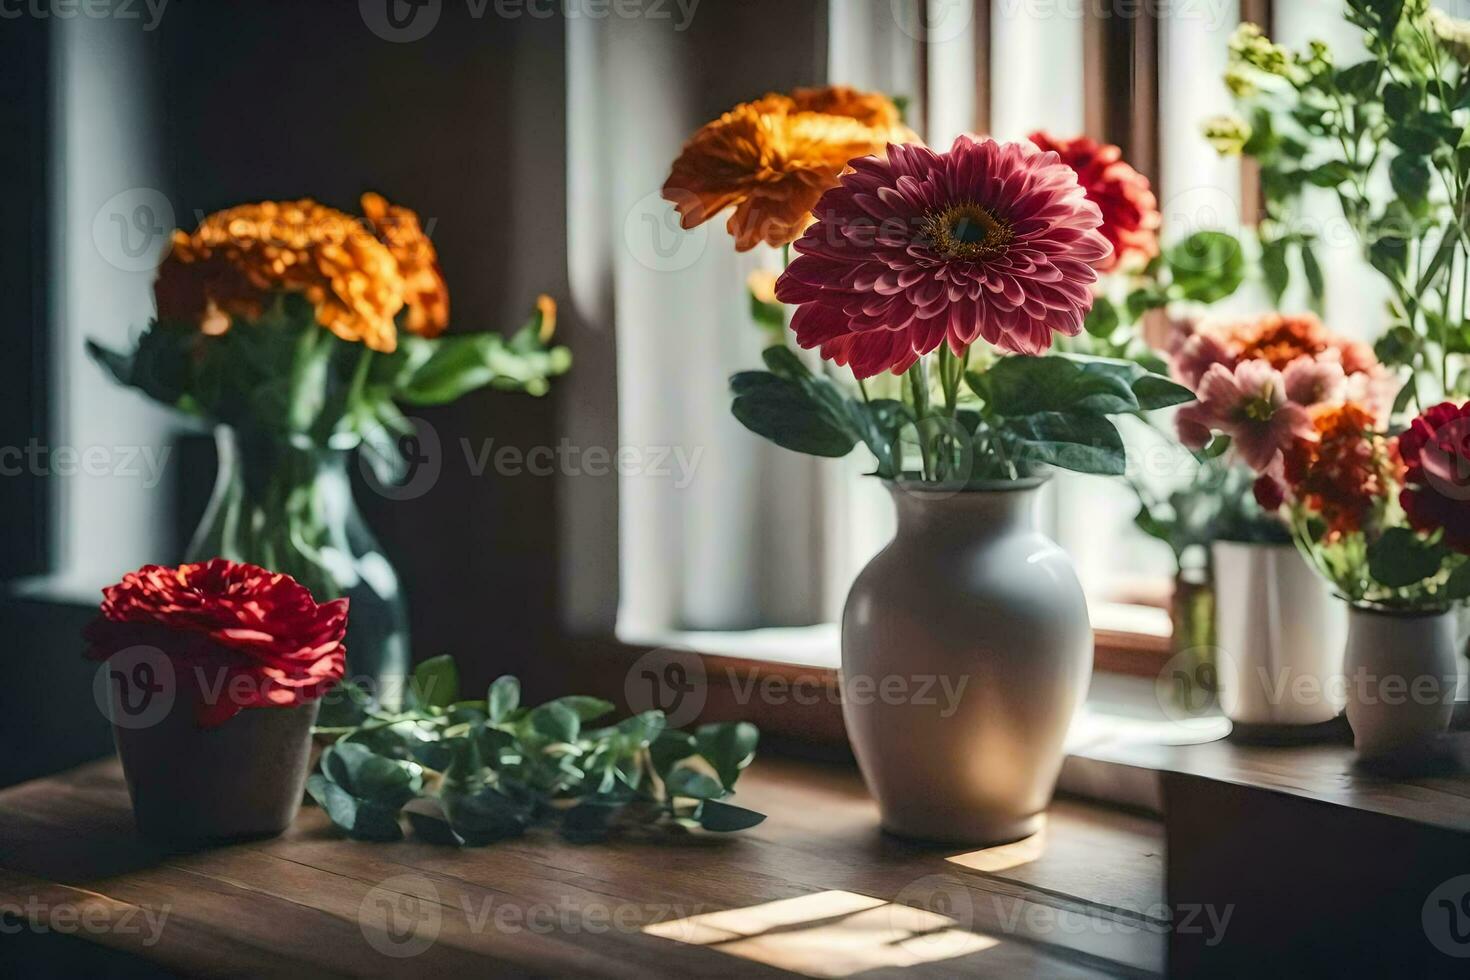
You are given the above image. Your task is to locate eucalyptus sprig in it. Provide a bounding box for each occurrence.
[308,656,765,845]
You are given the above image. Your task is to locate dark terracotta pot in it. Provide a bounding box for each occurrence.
[113,698,319,844]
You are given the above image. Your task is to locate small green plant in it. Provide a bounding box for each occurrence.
[308,656,764,845]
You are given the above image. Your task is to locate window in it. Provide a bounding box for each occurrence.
[571,0,1418,674]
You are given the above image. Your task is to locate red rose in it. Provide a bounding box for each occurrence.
[85,559,348,727]
[1029,131,1161,273]
[1397,401,1470,553]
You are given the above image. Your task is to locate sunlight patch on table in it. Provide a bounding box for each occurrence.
[642,889,998,977]
[945,820,1048,873]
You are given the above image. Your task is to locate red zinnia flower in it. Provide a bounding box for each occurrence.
[775,137,1112,378]
[85,559,348,727]
[1397,401,1470,553]
[1029,132,1160,272]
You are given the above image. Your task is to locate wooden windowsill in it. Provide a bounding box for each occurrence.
[557,624,1177,758]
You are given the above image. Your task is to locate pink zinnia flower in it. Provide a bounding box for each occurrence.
[775,136,1112,378]
[1175,360,1315,471]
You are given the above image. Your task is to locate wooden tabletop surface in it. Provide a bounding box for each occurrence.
[0,756,1165,978]
[1076,718,1470,834]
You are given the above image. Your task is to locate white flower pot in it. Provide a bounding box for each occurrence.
[1211,540,1347,726]
[1344,606,1459,758]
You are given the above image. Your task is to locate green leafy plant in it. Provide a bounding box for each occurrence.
[90,294,571,483]
[730,344,1192,484]
[1217,2,1470,409]
[309,656,765,845]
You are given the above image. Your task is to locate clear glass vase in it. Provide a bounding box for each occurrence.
[186,426,409,700]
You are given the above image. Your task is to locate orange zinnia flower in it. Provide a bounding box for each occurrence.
[360,192,449,339]
[663,86,916,251]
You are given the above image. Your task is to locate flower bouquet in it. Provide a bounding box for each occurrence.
[1186,372,1470,752]
[662,87,1195,843]
[89,197,571,692]
[84,559,347,842]
[1161,312,1401,727]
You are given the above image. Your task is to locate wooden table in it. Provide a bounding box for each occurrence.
[0,757,1165,978]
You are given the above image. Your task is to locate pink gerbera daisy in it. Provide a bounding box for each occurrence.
[774,136,1113,378]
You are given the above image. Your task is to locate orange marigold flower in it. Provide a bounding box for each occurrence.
[1283,402,1398,540]
[360,192,449,339]
[1237,312,1332,370]
[662,86,917,251]
[155,199,418,353]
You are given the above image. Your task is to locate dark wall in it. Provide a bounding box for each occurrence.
[0,19,52,581]
[154,3,571,698]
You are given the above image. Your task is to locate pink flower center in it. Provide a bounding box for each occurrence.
[922,202,1014,262]
[1243,396,1275,422]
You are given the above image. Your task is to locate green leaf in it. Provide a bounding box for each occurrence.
[1132,374,1195,411]
[1260,237,1290,305]
[1124,288,1167,320]
[1053,354,1192,411]
[847,398,911,479]
[315,680,371,730]
[549,696,616,723]
[442,787,532,845]
[411,654,459,709]
[615,711,667,745]
[761,345,811,380]
[1002,413,1126,475]
[1389,154,1430,208]
[1368,236,1410,283]
[1367,527,1445,588]
[695,722,759,790]
[1083,296,1120,338]
[1441,561,1470,601]
[1305,160,1354,188]
[979,355,1138,417]
[530,701,581,743]
[1334,60,1380,99]
[322,742,423,808]
[306,773,406,842]
[1301,240,1325,311]
[403,797,464,845]
[488,675,520,724]
[665,767,727,800]
[650,729,697,776]
[697,800,767,833]
[1166,231,1245,303]
[750,292,785,335]
[729,372,857,457]
[395,331,571,404]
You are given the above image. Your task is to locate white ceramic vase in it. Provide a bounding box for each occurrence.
[1211,540,1347,726]
[1343,606,1459,757]
[841,481,1092,846]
